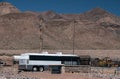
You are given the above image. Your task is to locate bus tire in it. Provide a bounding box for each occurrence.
[32,66,38,71]
[39,67,44,72]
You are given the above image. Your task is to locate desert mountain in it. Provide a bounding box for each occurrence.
[0,2,120,50]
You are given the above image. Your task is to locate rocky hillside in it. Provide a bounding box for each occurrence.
[0,2,120,50]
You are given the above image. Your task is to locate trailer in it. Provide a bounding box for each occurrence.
[18,52,82,72]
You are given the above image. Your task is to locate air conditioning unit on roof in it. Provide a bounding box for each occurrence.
[56,52,62,55]
[42,51,48,54]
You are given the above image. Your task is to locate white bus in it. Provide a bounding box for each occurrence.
[18,52,90,71]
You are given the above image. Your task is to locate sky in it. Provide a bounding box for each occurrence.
[0,0,120,16]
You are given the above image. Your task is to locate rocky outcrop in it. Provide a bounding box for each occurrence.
[0,2,20,15]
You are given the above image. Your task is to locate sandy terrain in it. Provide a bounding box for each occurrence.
[0,49,120,58]
[0,50,120,79]
[0,68,105,79]
[0,66,120,79]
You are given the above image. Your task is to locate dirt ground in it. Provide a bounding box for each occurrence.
[0,66,101,79]
[0,50,120,79]
[0,49,120,58]
[0,66,120,79]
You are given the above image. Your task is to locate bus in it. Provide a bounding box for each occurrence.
[18,52,90,72]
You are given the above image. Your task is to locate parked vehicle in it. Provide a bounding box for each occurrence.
[91,57,119,67]
[13,55,20,64]
[18,52,85,72]
[0,59,6,66]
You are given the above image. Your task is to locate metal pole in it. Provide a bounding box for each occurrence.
[39,19,44,52]
[41,26,44,51]
[40,27,42,52]
[73,20,75,55]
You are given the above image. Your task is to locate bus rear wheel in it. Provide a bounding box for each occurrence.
[39,67,44,72]
[32,66,38,71]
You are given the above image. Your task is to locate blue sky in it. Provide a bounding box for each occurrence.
[1,0,120,16]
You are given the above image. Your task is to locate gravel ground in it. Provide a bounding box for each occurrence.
[0,66,38,79]
[0,73,38,79]
[1,50,120,79]
[1,66,120,79]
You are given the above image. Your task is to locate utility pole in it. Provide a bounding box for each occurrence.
[39,19,44,52]
[40,27,43,52]
[73,20,76,55]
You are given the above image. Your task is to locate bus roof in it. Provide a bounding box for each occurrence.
[21,52,78,57]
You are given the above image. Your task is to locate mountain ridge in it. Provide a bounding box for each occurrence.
[0,2,120,50]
